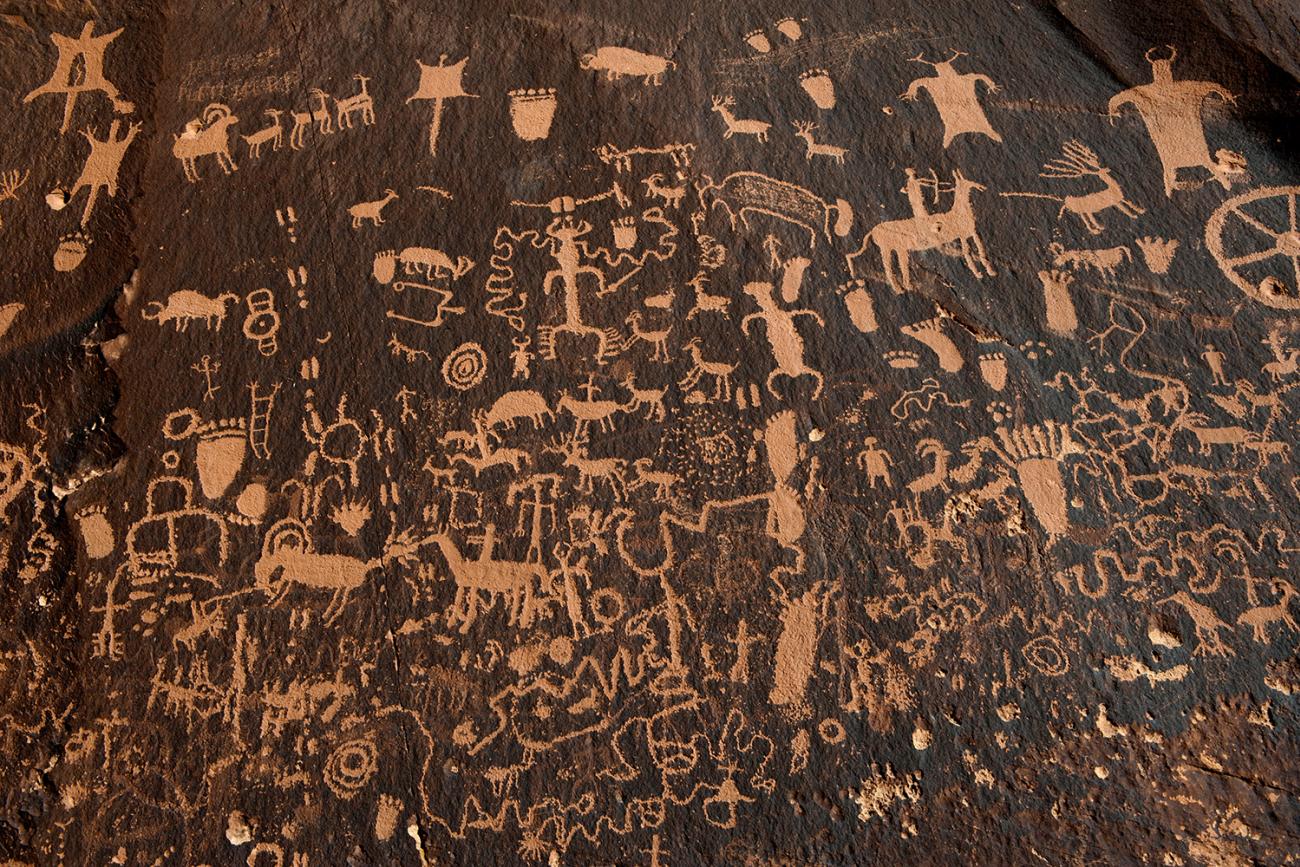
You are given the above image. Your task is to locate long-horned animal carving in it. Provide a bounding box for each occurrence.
[625,311,672,362]
[255,519,424,625]
[698,171,853,248]
[336,74,376,128]
[143,290,240,332]
[423,523,549,633]
[394,247,474,279]
[348,189,399,228]
[172,104,239,182]
[557,390,623,438]
[686,273,731,319]
[792,121,848,164]
[642,173,686,208]
[680,338,737,401]
[620,374,667,420]
[710,96,772,142]
[290,89,334,149]
[241,109,284,159]
[581,47,676,84]
[479,389,553,442]
[546,434,628,500]
[1004,141,1144,234]
[629,458,679,498]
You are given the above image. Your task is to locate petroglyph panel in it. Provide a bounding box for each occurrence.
[2,1,1300,863]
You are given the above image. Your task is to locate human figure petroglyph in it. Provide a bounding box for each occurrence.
[510,336,534,379]
[534,215,624,363]
[901,168,934,219]
[1201,344,1229,386]
[847,169,994,292]
[856,437,893,488]
[435,419,531,477]
[1109,46,1239,196]
[1261,327,1300,383]
[901,50,1001,147]
[505,473,562,563]
[25,21,133,134]
[557,387,622,437]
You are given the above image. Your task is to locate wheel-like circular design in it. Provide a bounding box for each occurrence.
[442,341,487,391]
[323,737,378,800]
[1206,186,1300,309]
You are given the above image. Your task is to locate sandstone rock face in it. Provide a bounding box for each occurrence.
[1,1,1298,863]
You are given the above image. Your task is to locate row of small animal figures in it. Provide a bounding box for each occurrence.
[172,74,374,181]
[711,98,848,162]
[172,44,677,183]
